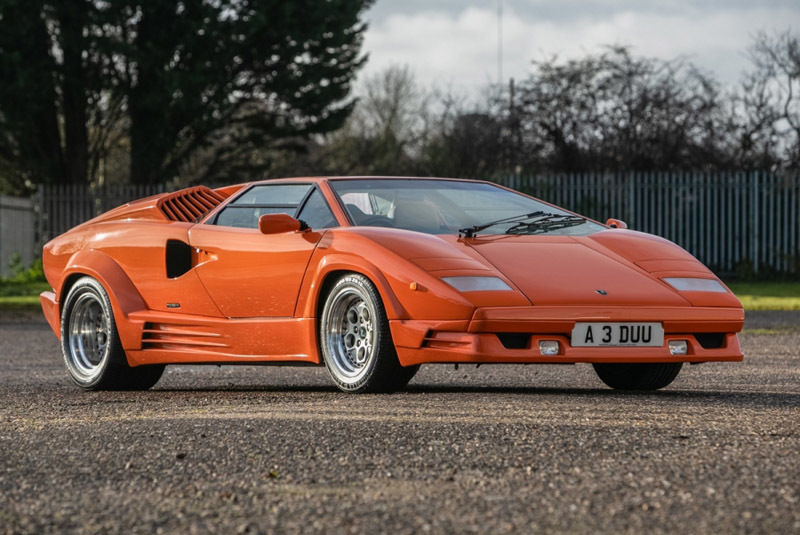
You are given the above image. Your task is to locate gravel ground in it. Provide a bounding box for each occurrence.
[1,311,798,534]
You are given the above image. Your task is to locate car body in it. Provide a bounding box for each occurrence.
[41,176,744,392]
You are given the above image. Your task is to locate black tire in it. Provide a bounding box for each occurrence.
[61,276,164,391]
[319,273,419,393]
[592,362,683,390]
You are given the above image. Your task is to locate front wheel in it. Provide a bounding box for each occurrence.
[61,276,164,391]
[592,362,683,390]
[319,274,418,393]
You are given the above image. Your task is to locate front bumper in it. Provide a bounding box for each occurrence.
[390,306,744,366]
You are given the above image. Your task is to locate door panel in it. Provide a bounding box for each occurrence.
[189,225,322,318]
[96,222,223,316]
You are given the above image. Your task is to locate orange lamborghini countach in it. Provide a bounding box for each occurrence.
[40,177,744,393]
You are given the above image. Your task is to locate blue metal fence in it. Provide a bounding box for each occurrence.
[32,171,800,276]
[495,171,800,276]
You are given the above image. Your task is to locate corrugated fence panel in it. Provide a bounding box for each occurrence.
[496,171,800,276]
[2,174,798,277]
[38,183,167,243]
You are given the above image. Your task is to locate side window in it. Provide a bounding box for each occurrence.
[215,206,292,228]
[213,184,312,228]
[297,189,337,229]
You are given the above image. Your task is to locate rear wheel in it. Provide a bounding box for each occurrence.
[592,362,682,390]
[61,276,164,391]
[320,273,418,393]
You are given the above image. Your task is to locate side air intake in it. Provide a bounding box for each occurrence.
[157,186,227,222]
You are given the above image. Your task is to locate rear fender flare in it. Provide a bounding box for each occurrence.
[60,250,146,350]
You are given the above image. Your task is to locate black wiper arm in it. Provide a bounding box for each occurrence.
[459,211,549,238]
[505,214,585,235]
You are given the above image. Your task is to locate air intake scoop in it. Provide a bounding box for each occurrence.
[157,186,226,222]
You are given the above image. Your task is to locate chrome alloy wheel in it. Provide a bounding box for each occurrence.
[66,291,110,381]
[324,285,377,384]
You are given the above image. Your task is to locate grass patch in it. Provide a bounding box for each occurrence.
[0,298,45,318]
[0,282,50,315]
[726,282,800,311]
[741,327,800,335]
[0,281,50,298]
[0,295,43,306]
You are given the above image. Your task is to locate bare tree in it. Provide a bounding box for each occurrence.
[507,47,734,173]
[296,64,434,176]
[744,30,800,170]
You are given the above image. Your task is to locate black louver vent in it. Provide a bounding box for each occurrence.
[157,186,226,222]
[141,322,227,351]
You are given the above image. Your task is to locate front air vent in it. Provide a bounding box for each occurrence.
[694,333,726,349]
[157,186,227,222]
[496,333,531,349]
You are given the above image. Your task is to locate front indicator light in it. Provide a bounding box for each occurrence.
[538,340,560,355]
[668,340,688,356]
[663,277,727,293]
[441,276,512,292]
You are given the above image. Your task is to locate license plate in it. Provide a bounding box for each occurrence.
[571,322,664,347]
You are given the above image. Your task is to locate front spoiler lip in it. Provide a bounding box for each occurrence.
[468,305,744,334]
[389,305,744,367]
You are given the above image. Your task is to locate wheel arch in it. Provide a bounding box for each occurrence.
[59,249,147,351]
[298,254,408,321]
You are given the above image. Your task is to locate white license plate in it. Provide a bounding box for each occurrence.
[571,322,664,347]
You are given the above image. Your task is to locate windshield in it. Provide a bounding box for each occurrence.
[330,179,605,236]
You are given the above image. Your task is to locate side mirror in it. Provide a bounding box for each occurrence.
[258,213,307,234]
[605,218,628,229]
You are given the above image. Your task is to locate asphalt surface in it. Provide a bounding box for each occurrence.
[1,311,799,534]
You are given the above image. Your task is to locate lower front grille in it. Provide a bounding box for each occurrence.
[694,333,726,349]
[496,333,531,349]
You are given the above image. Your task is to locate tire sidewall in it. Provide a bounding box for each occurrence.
[60,277,117,390]
[320,274,385,392]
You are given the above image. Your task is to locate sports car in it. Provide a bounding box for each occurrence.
[40,177,744,393]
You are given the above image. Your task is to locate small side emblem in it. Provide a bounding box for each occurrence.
[595,289,608,296]
[167,303,181,309]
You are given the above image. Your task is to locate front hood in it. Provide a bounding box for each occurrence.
[464,234,690,307]
[345,227,738,308]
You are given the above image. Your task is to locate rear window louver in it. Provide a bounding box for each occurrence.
[157,186,227,222]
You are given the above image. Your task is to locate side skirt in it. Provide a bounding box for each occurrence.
[124,311,319,366]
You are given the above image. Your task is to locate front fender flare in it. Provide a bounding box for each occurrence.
[295,253,408,320]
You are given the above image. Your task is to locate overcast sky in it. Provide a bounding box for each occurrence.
[359,1,800,96]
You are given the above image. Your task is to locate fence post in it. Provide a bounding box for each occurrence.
[751,171,759,275]
[626,171,634,226]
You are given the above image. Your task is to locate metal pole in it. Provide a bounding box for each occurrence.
[497,0,503,86]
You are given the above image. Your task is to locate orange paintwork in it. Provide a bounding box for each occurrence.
[41,177,744,368]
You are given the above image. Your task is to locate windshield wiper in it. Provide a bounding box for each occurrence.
[459,212,586,238]
[459,211,550,238]
[505,214,586,235]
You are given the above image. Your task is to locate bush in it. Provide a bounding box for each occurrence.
[3,253,46,284]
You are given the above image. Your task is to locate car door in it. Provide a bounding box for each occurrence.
[188,183,337,318]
